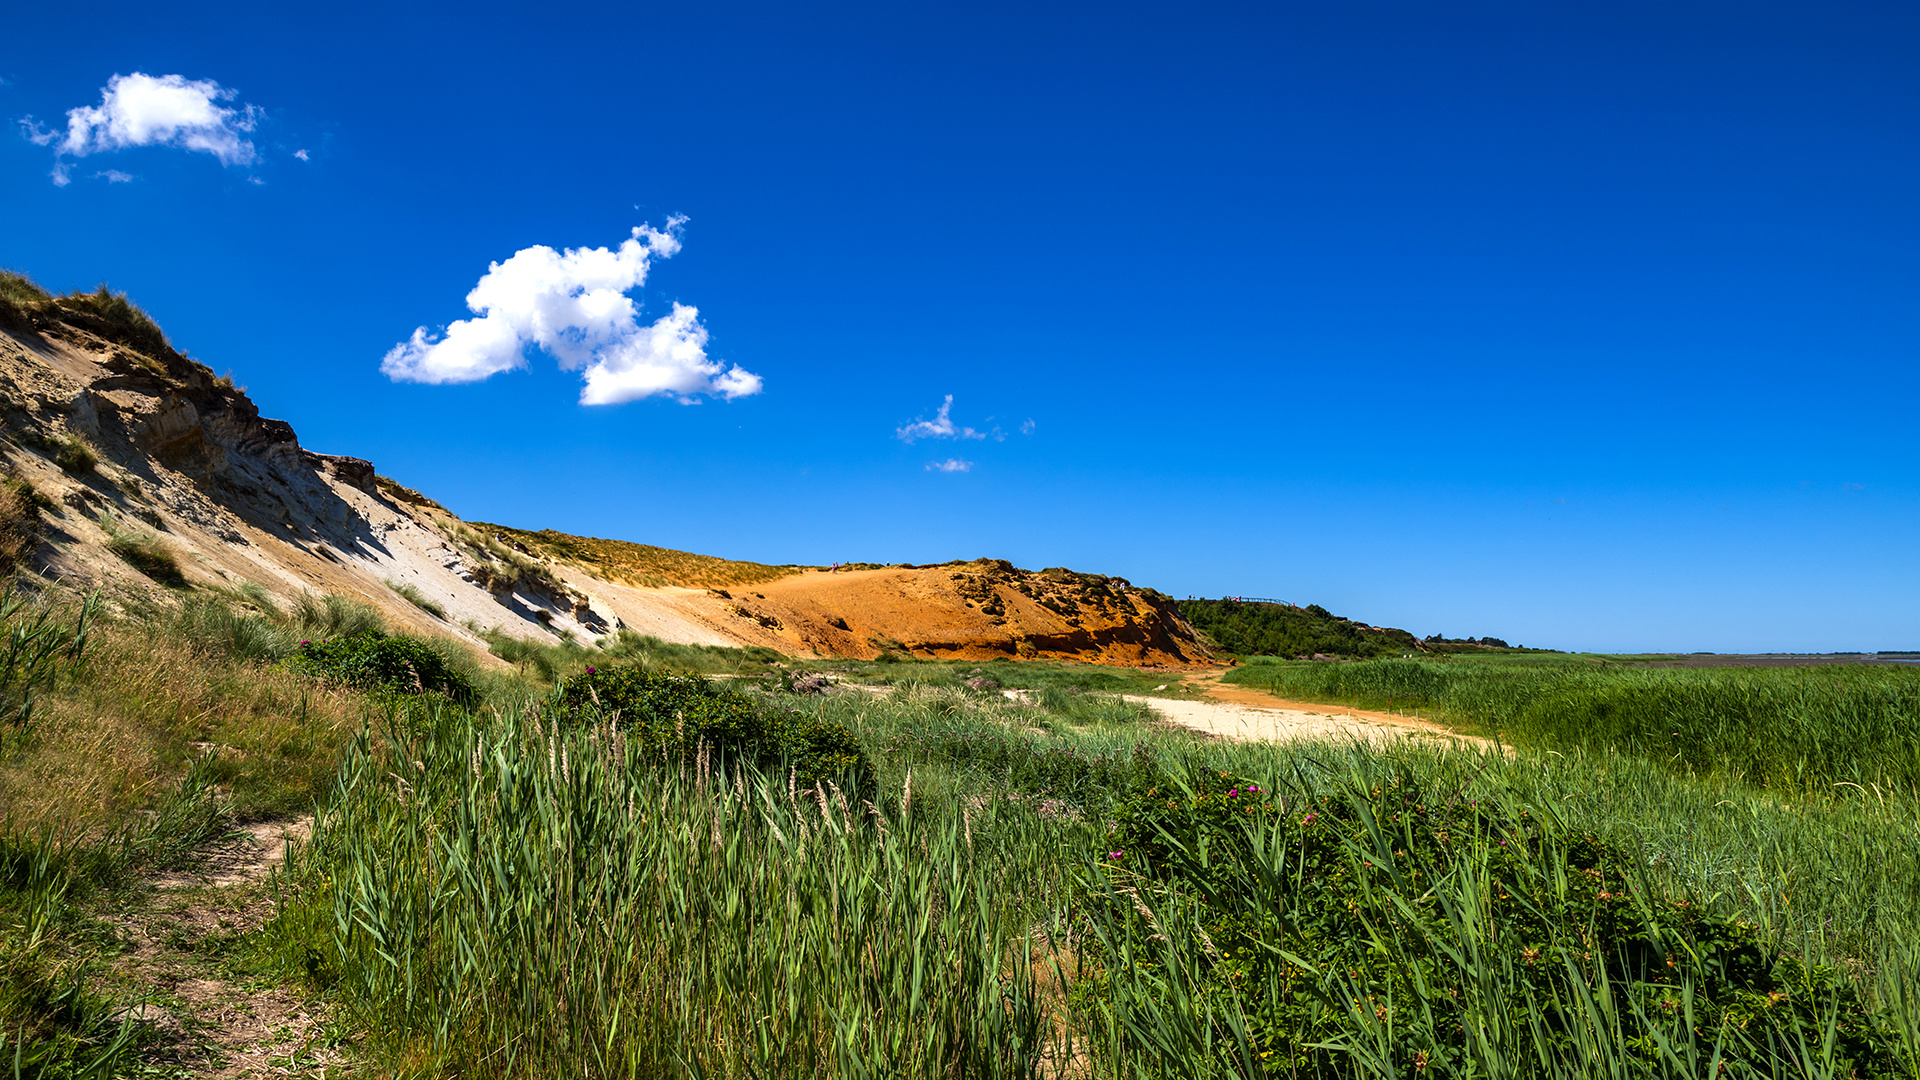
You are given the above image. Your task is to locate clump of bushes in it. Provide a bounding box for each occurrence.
[550,666,873,795]
[292,630,477,703]
[1091,770,1908,1076]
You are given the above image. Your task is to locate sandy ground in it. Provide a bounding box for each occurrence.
[1127,669,1501,751]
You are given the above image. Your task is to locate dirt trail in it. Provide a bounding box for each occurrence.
[1127,668,1500,750]
[111,816,346,1078]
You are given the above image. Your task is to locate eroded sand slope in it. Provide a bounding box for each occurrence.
[0,314,1211,666]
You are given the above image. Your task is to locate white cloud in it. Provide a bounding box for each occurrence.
[23,73,261,185]
[926,458,973,473]
[294,148,309,161]
[93,169,133,183]
[380,221,762,405]
[896,395,986,443]
[1020,418,1035,435]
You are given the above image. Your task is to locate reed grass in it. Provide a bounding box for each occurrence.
[1226,658,1920,795]
[260,677,1920,1077]
[271,706,1073,1077]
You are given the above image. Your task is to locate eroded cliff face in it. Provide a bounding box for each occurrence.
[0,308,1213,668]
[694,561,1212,666]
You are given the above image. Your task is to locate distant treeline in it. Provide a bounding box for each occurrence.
[1177,598,1423,659]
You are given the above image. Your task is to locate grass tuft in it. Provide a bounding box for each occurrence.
[96,509,183,586]
[384,578,446,620]
[54,286,173,362]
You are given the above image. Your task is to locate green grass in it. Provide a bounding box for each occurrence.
[50,436,97,476]
[482,625,787,683]
[5,567,1918,1077]
[1226,656,1920,796]
[384,577,446,620]
[256,675,1920,1077]
[829,654,1201,697]
[0,269,53,334]
[95,509,184,586]
[53,286,174,362]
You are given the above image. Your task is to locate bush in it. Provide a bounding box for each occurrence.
[292,630,476,703]
[1091,769,1908,1076]
[550,666,874,795]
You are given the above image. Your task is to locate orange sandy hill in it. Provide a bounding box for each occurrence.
[480,525,1212,666]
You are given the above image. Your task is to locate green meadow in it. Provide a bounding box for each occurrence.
[4,587,1919,1077]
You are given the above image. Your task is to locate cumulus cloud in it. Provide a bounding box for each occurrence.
[1020,418,1035,435]
[22,72,261,185]
[896,395,986,443]
[294,148,309,161]
[93,169,133,183]
[380,221,762,405]
[926,458,973,473]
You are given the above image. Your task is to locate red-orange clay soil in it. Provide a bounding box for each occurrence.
[713,563,1211,666]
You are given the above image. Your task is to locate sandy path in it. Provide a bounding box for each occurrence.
[1127,669,1500,751]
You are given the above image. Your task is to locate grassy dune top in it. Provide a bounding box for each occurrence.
[472,522,805,589]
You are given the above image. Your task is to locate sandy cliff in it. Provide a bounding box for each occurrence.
[0,300,1210,666]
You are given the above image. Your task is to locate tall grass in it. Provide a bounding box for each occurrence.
[482,626,786,683]
[95,509,183,586]
[1227,658,1920,795]
[268,682,1920,1077]
[273,707,1071,1077]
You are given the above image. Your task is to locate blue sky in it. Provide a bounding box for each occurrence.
[2,0,1915,652]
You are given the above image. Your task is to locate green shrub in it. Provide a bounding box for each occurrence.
[1090,768,1908,1077]
[550,666,874,795]
[292,630,476,703]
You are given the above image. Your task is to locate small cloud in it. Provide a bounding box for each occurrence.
[381,219,762,406]
[896,395,985,443]
[294,148,309,161]
[926,458,973,473]
[22,72,263,186]
[1019,418,1035,435]
[92,169,133,183]
[1842,482,1865,491]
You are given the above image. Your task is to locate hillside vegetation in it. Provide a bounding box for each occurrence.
[476,521,804,589]
[1179,597,1426,658]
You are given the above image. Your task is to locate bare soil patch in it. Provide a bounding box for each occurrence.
[1143,668,1501,750]
[105,816,350,1078]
